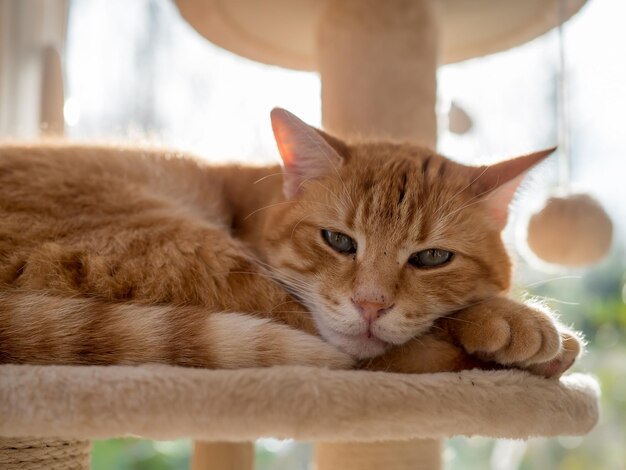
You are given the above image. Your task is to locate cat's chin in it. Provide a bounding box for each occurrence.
[318,326,390,359]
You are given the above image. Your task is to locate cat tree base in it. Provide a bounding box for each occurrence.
[0,364,599,469]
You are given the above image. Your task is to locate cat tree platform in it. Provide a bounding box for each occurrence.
[0,364,599,469]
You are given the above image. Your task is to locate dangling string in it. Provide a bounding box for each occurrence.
[557,0,571,194]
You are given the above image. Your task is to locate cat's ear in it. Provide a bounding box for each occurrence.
[271,108,344,199]
[471,147,555,229]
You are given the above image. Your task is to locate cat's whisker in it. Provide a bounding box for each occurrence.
[243,199,335,221]
[263,273,316,296]
[253,172,285,185]
[434,175,502,234]
[274,279,313,294]
[436,187,498,230]
[522,275,582,288]
[251,259,310,283]
[327,173,355,214]
[269,310,313,315]
[529,295,579,306]
[296,177,350,215]
[268,299,303,313]
[243,200,299,221]
[439,191,489,224]
[223,271,296,286]
[291,214,312,241]
[437,315,483,327]
[224,267,314,295]
[427,324,446,332]
[433,165,490,216]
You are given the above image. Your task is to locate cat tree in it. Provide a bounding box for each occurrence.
[0,1,600,469]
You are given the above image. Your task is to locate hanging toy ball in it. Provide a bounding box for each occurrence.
[526,5,613,269]
[527,194,613,267]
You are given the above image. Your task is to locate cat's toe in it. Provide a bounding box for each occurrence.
[501,314,564,365]
[456,316,512,356]
[492,316,545,364]
[520,317,563,365]
[459,312,562,366]
[524,331,583,378]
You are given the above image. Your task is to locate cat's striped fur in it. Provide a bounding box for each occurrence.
[0,291,352,368]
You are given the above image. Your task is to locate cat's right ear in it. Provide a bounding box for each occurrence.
[470,147,555,229]
[271,108,344,199]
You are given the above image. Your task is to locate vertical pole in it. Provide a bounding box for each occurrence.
[40,45,65,136]
[0,0,68,138]
[316,1,442,468]
[317,0,438,148]
[315,439,442,470]
[191,441,254,470]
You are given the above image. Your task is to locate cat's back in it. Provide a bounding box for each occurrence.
[0,143,227,258]
[0,142,222,211]
[0,143,191,200]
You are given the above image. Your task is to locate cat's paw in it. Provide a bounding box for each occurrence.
[523,330,583,378]
[445,298,562,366]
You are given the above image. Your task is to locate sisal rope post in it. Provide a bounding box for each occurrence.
[191,441,254,470]
[0,437,91,470]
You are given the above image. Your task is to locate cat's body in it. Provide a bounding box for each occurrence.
[0,144,337,367]
[0,110,579,375]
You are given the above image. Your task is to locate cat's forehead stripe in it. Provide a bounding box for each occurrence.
[349,161,427,242]
[421,155,432,175]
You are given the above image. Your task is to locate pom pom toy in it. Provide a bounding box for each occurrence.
[526,3,612,267]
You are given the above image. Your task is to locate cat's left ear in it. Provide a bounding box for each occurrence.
[271,108,345,199]
[471,148,555,229]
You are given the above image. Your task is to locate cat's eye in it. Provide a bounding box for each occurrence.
[409,249,453,268]
[321,229,357,255]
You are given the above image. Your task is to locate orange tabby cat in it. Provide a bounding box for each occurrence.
[0,109,579,376]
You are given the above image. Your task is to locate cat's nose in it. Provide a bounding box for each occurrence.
[351,298,394,324]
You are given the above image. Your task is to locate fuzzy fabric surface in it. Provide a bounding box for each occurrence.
[0,365,599,442]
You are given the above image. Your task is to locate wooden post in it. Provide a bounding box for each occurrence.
[40,46,65,136]
[316,439,442,470]
[191,442,254,470]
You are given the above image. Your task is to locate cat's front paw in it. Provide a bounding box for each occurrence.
[443,298,562,367]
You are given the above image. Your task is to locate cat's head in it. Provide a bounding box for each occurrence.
[262,108,553,359]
